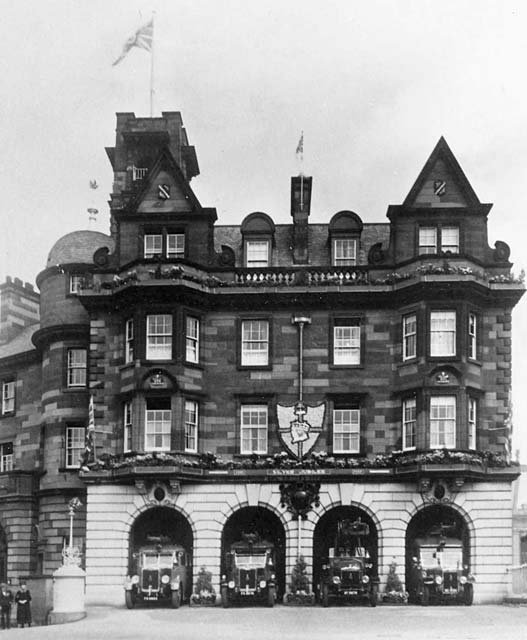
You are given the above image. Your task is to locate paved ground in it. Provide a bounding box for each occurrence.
[4,604,527,639]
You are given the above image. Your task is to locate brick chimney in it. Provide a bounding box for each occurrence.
[290,175,312,264]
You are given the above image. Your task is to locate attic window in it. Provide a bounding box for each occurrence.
[241,212,276,268]
[328,211,363,267]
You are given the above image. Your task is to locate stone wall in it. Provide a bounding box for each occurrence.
[85,478,513,606]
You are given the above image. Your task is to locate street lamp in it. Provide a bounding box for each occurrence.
[63,497,83,566]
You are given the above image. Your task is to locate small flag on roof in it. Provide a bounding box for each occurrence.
[113,18,154,66]
[296,132,304,157]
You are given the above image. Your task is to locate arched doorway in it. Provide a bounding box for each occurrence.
[221,507,286,598]
[0,527,6,583]
[312,506,378,591]
[405,504,470,603]
[129,507,194,601]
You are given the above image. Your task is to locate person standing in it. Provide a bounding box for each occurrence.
[0,584,13,629]
[15,584,31,628]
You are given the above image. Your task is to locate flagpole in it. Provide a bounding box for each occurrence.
[150,12,155,116]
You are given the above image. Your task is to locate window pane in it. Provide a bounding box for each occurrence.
[144,234,163,258]
[145,407,171,451]
[66,427,85,468]
[468,313,477,360]
[441,227,459,253]
[403,314,417,360]
[333,409,360,453]
[67,349,87,387]
[468,398,476,450]
[334,324,360,365]
[167,233,185,258]
[125,319,134,363]
[430,396,456,448]
[70,274,83,294]
[419,227,437,254]
[0,442,13,472]
[246,241,269,267]
[123,402,133,452]
[241,405,268,454]
[241,320,269,366]
[430,311,456,357]
[333,239,357,266]
[146,315,172,360]
[2,381,15,414]
[186,317,199,363]
[185,400,198,452]
[403,398,416,450]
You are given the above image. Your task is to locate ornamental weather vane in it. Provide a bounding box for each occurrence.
[277,316,325,459]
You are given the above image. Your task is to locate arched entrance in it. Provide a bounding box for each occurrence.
[313,506,378,591]
[129,507,194,601]
[405,504,470,603]
[221,507,286,598]
[0,527,6,583]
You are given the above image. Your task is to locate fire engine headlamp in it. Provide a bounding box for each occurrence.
[221,574,226,581]
[362,575,370,584]
[161,575,170,584]
[131,575,139,584]
[435,576,443,585]
[271,574,275,580]
[332,576,341,585]
[259,580,267,589]
[228,580,235,589]
[459,576,467,585]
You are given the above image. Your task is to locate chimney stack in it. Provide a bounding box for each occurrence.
[290,176,312,264]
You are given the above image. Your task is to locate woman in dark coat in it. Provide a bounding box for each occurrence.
[15,584,31,628]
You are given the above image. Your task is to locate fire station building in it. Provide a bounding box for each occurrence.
[0,110,523,605]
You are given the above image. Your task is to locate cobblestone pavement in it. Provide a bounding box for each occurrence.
[4,604,527,639]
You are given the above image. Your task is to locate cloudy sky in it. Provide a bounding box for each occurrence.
[1,0,526,455]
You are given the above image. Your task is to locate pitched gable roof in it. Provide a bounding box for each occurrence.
[129,146,202,214]
[403,137,481,208]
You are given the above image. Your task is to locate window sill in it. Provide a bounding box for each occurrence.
[237,364,273,372]
[329,364,363,370]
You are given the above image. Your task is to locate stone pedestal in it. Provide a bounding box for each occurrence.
[48,564,86,625]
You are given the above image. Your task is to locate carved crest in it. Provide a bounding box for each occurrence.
[277,401,325,459]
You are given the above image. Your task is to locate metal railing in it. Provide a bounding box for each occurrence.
[132,166,148,181]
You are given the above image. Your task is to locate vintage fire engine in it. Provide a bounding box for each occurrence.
[221,533,277,607]
[409,523,474,605]
[124,537,190,608]
[319,518,379,607]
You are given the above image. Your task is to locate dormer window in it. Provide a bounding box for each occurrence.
[143,229,185,259]
[328,211,363,268]
[144,234,163,258]
[333,238,357,266]
[241,212,276,268]
[246,240,269,267]
[418,225,459,255]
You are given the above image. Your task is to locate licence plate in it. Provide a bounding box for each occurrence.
[343,590,358,595]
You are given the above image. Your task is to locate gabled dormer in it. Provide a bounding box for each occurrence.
[106,112,216,269]
[386,137,494,266]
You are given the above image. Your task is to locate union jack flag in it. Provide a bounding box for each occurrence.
[113,18,153,66]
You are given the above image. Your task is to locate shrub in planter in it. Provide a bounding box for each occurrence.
[190,566,216,605]
[284,555,315,605]
[381,559,408,604]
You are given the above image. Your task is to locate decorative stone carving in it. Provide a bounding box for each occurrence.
[418,478,464,504]
[279,481,320,520]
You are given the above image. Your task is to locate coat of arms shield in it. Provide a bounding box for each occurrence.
[277,401,325,459]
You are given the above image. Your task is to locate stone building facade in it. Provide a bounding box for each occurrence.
[0,110,524,605]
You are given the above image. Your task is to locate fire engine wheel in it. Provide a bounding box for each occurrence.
[171,588,181,609]
[267,586,276,608]
[321,584,329,608]
[125,591,135,609]
[221,587,230,608]
[421,586,430,606]
[463,584,474,606]
[369,585,378,607]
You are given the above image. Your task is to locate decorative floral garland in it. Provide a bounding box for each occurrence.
[91,263,525,292]
[88,448,513,472]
